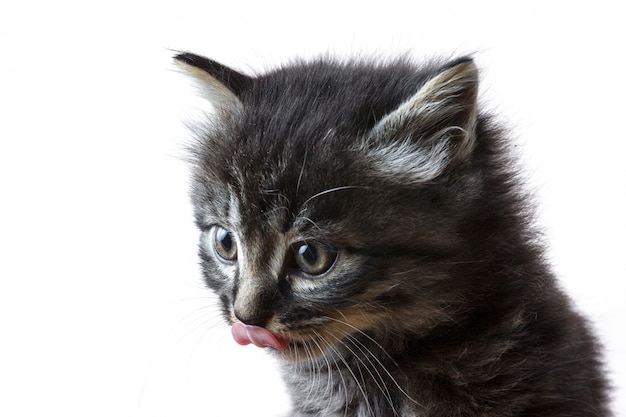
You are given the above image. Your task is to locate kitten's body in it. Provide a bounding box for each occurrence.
[175,52,610,416]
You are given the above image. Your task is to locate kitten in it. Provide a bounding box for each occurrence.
[174,52,611,416]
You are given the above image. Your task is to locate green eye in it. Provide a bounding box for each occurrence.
[213,226,238,261]
[292,241,337,276]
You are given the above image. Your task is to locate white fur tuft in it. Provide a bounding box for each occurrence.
[364,136,450,184]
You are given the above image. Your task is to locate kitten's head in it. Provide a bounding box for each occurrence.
[175,53,482,360]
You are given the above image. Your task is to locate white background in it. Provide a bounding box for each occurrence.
[1,1,624,416]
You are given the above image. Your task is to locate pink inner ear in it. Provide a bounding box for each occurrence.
[231,322,289,350]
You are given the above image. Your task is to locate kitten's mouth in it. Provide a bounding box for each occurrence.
[231,322,290,351]
[231,322,337,361]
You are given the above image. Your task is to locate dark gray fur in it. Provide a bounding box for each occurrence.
[175,52,611,416]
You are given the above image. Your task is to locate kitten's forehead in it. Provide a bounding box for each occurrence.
[192,56,480,251]
[214,125,350,218]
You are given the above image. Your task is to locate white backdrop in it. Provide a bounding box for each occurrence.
[1,1,624,416]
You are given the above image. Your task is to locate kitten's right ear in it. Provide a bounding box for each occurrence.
[173,52,253,115]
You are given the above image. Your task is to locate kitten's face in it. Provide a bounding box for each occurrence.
[179,54,480,361]
[196,144,454,360]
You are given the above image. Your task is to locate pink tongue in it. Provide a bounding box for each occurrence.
[231,322,289,350]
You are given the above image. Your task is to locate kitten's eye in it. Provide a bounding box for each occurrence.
[292,241,337,276]
[213,226,238,262]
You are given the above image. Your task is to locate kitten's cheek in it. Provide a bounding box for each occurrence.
[231,322,289,350]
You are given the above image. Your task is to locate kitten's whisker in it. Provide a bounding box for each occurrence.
[341,332,397,413]
[296,146,308,201]
[315,332,348,417]
[325,312,398,364]
[298,216,330,241]
[260,189,290,203]
[168,306,224,345]
[301,339,317,404]
[301,185,372,208]
[188,315,228,359]
[324,314,424,407]
[260,188,280,195]
[178,311,225,349]
[337,328,422,414]
[310,333,335,400]
[431,259,486,265]
[264,204,290,218]
[347,298,394,313]
[319,332,375,417]
[323,331,376,416]
[307,339,325,405]
[327,330,398,414]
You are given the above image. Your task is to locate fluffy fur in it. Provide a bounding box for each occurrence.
[175,51,611,416]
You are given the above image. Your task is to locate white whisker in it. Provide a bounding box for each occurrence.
[339,331,397,414]
[301,185,371,208]
[311,334,335,401]
[319,331,375,417]
[326,330,396,415]
[296,146,308,200]
[324,314,424,408]
[325,312,398,365]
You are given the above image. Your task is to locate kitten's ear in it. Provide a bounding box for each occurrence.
[364,58,479,183]
[173,52,253,115]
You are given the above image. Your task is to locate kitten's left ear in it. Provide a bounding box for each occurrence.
[174,52,253,115]
[363,58,479,183]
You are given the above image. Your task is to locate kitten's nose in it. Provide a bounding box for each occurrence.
[234,307,273,328]
[233,291,274,327]
[233,277,275,327]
